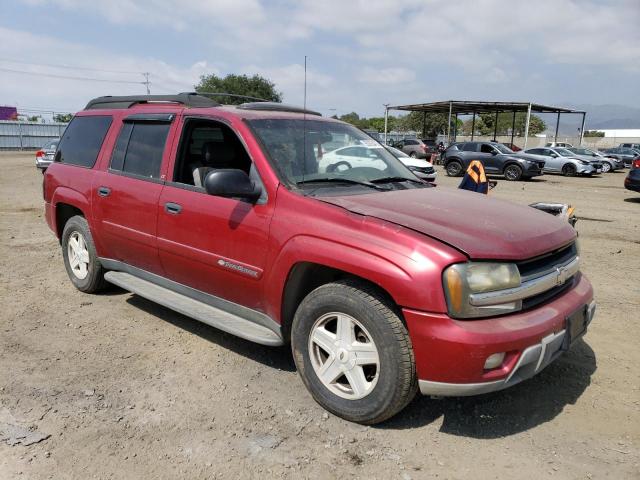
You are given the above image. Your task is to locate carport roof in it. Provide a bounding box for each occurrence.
[387,101,586,115]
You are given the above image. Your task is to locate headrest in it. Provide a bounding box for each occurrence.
[202,141,236,167]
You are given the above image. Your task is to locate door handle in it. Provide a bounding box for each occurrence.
[165,202,182,214]
[98,186,111,197]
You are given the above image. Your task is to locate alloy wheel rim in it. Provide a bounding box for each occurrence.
[308,312,380,400]
[447,163,461,176]
[67,231,90,280]
[602,163,611,172]
[505,166,519,180]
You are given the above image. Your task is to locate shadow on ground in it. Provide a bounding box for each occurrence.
[125,294,296,372]
[623,197,640,203]
[379,339,597,438]
[123,292,596,438]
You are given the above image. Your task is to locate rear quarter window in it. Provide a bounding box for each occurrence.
[56,116,112,168]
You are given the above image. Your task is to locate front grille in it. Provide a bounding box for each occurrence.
[413,166,435,174]
[516,242,578,310]
[517,242,577,281]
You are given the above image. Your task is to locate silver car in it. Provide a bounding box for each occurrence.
[35,139,58,171]
[567,147,625,173]
[524,146,603,176]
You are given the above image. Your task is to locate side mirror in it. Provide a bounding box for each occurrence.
[491,150,498,155]
[204,169,262,202]
[550,153,558,158]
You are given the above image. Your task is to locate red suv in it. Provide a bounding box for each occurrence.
[44,93,595,424]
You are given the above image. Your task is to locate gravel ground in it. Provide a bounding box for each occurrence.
[1,152,638,479]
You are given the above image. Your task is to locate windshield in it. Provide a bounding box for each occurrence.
[556,148,574,156]
[248,119,419,191]
[493,143,513,154]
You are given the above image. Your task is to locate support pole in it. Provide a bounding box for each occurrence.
[422,111,427,139]
[493,109,499,141]
[18,121,23,151]
[454,113,458,142]
[383,104,389,145]
[579,112,586,146]
[554,112,560,142]
[510,111,516,147]
[446,101,452,145]
[523,103,532,149]
[471,112,476,141]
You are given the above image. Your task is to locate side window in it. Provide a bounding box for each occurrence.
[173,119,253,186]
[110,122,170,179]
[527,148,541,155]
[462,143,476,152]
[56,116,112,168]
[340,147,359,157]
[480,144,495,153]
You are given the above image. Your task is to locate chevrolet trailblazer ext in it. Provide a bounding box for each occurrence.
[44,94,595,424]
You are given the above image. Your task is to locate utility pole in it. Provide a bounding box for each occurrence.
[142,72,151,94]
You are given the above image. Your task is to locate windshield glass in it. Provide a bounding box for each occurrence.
[248,119,418,190]
[556,148,574,156]
[493,143,513,154]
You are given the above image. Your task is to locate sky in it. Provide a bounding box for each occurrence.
[1,0,639,119]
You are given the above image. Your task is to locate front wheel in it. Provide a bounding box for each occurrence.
[445,160,463,177]
[602,162,611,173]
[562,163,577,177]
[291,280,417,424]
[503,164,523,181]
[409,152,417,158]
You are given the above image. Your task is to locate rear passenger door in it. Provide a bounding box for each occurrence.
[92,113,177,275]
[478,143,501,173]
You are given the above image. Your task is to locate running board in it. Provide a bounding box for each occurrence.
[104,271,284,346]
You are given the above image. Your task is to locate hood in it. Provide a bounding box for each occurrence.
[321,187,576,261]
[574,155,602,164]
[401,157,433,168]
[512,152,546,162]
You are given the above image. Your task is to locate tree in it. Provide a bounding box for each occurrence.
[27,115,41,122]
[195,73,282,104]
[584,130,604,137]
[53,113,73,123]
[476,112,546,136]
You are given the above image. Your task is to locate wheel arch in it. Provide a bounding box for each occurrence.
[279,262,400,342]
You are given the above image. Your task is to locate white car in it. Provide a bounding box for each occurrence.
[385,146,437,181]
[318,145,387,173]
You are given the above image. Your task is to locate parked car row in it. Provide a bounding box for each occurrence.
[441,140,640,181]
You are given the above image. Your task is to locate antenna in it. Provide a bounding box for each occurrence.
[302,55,308,182]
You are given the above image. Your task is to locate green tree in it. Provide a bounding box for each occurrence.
[53,113,73,123]
[195,73,282,104]
[584,130,604,137]
[395,111,461,137]
[477,112,546,136]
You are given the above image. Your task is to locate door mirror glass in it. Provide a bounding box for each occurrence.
[550,153,558,158]
[204,169,262,202]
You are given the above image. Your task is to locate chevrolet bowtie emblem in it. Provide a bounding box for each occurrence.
[555,266,569,286]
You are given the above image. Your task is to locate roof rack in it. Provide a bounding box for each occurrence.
[237,102,322,116]
[85,93,219,110]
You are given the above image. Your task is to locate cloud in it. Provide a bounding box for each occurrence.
[0,26,215,112]
[357,67,416,85]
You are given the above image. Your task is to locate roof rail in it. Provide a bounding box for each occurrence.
[237,102,322,116]
[84,93,219,110]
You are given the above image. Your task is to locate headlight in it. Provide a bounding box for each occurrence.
[577,159,590,165]
[443,262,521,318]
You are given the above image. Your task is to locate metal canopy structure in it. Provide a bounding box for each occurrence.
[384,100,587,148]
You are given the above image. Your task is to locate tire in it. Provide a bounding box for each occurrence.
[562,163,577,177]
[291,280,417,424]
[602,162,611,173]
[326,161,352,173]
[61,215,107,293]
[445,159,463,177]
[503,164,523,181]
[409,152,417,158]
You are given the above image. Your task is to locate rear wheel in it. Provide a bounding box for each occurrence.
[291,280,417,424]
[61,215,107,293]
[446,159,463,177]
[562,163,577,177]
[504,164,523,181]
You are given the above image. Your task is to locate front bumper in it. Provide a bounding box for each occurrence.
[403,272,594,396]
[577,163,601,174]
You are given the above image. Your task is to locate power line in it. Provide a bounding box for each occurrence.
[0,57,143,75]
[0,67,145,85]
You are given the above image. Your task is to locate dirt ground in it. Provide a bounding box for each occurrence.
[0,152,638,479]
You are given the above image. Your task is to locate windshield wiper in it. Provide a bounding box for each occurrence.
[296,178,389,191]
[370,176,425,185]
